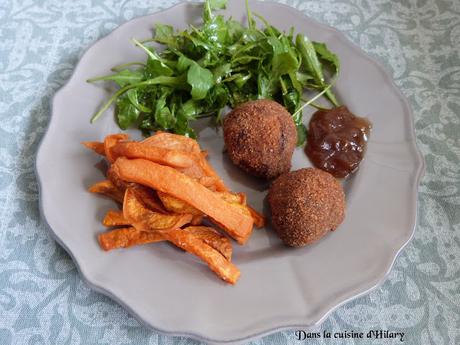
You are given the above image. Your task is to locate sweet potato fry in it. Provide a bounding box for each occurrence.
[82,141,105,156]
[157,191,202,215]
[107,165,129,191]
[107,166,167,213]
[123,188,192,231]
[248,206,265,228]
[143,132,228,191]
[216,192,245,204]
[102,210,128,227]
[184,226,232,261]
[226,202,252,218]
[98,225,232,264]
[216,192,264,227]
[89,132,267,284]
[130,184,167,214]
[142,131,201,154]
[178,163,208,182]
[178,152,229,192]
[163,230,240,284]
[113,158,254,244]
[237,192,247,205]
[197,176,221,191]
[104,134,129,163]
[190,215,204,226]
[88,180,124,203]
[98,227,164,251]
[186,168,227,192]
[197,155,229,192]
[111,142,195,168]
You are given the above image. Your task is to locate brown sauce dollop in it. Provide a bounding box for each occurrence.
[305,106,371,178]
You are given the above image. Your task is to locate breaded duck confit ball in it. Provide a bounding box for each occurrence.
[268,168,345,247]
[223,100,297,179]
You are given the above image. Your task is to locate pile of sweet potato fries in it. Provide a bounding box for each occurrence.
[83,132,264,284]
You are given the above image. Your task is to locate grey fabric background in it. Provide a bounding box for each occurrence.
[0,0,458,344]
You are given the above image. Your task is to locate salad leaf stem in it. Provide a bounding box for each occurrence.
[90,76,188,123]
[245,0,255,29]
[301,98,331,111]
[132,38,158,60]
[111,62,146,72]
[292,80,336,120]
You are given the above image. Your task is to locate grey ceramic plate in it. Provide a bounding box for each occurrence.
[36,1,424,343]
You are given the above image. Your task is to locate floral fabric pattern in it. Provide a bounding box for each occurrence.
[0,0,459,344]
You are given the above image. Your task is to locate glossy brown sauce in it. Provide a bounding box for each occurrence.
[305,106,371,178]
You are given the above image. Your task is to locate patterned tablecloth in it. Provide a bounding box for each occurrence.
[1,0,459,344]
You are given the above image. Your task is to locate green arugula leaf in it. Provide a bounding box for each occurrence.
[296,34,339,106]
[134,39,174,78]
[257,73,272,99]
[187,63,215,100]
[180,99,203,120]
[87,69,143,87]
[89,0,341,146]
[116,95,140,129]
[203,15,229,46]
[212,63,232,82]
[182,31,214,53]
[174,109,197,138]
[234,73,252,88]
[253,12,281,37]
[267,35,299,78]
[139,113,156,132]
[156,106,175,129]
[127,89,151,113]
[313,41,340,76]
[145,57,174,78]
[207,84,229,109]
[226,19,244,41]
[295,71,315,86]
[245,0,256,29]
[295,34,324,84]
[154,24,174,44]
[177,55,194,73]
[143,74,189,89]
[240,28,265,44]
[272,52,298,77]
[296,123,307,146]
[312,42,340,107]
[288,71,303,96]
[281,77,300,114]
[204,0,227,23]
[209,0,227,10]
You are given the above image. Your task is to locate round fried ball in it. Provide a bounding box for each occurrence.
[268,168,345,247]
[223,99,297,179]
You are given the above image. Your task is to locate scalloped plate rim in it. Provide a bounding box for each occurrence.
[35,1,425,343]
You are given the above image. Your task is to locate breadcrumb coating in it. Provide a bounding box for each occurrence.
[268,168,345,247]
[223,100,296,179]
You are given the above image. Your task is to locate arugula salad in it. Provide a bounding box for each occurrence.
[88,0,340,145]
